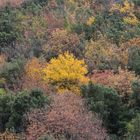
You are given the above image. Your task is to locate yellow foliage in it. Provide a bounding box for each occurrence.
[123,13,139,25]
[120,0,134,13]
[43,52,88,93]
[110,0,138,26]
[111,0,134,13]
[86,16,95,26]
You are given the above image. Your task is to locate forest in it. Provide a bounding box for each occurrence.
[0,0,140,139]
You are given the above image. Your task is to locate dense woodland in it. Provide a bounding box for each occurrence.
[0,0,140,139]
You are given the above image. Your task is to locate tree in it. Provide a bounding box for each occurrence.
[0,89,48,132]
[81,82,129,136]
[44,52,88,93]
[0,6,23,55]
[26,93,108,140]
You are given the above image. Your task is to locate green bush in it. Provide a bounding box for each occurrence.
[128,47,140,75]
[130,80,140,114]
[0,89,48,132]
[81,82,129,136]
[126,114,140,140]
[0,88,6,96]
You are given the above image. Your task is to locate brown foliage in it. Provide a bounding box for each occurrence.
[26,93,108,140]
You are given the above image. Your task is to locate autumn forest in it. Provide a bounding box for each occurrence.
[0,0,140,140]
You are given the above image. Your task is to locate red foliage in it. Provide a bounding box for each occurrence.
[91,69,137,97]
[25,93,108,140]
[92,70,114,86]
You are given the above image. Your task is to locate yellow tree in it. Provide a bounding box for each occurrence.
[43,52,88,93]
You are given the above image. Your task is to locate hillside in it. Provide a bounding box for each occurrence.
[0,0,140,140]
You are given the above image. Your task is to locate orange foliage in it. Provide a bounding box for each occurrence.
[26,93,108,140]
[0,130,20,140]
[127,37,140,48]
[0,54,6,68]
[23,58,48,91]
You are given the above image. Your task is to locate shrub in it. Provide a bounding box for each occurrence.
[81,82,129,136]
[44,52,88,93]
[0,89,48,132]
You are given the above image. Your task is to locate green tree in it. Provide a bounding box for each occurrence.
[128,47,140,75]
[81,82,129,136]
[0,89,48,132]
[0,6,23,54]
